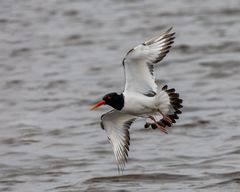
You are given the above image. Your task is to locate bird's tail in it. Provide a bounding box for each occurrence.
[145,85,183,129]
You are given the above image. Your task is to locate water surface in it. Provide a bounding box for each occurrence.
[0,0,240,191]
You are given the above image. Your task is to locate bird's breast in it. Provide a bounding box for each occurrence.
[121,92,157,116]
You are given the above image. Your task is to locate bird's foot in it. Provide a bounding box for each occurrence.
[163,115,172,123]
[159,111,172,126]
[156,122,168,134]
[146,116,168,134]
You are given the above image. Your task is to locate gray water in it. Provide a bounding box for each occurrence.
[0,0,240,191]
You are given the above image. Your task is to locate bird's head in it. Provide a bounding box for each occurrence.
[91,92,124,111]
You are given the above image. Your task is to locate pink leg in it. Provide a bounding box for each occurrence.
[159,111,172,124]
[149,116,168,134]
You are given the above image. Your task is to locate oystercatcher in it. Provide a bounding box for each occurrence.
[91,27,183,172]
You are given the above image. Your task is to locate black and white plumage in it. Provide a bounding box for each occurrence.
[100,110,136,172]
[91,27,183,172]
[123,27,174,95]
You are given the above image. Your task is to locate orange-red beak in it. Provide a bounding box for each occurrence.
[90,100,105,110]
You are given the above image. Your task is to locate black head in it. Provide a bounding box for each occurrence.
[102,92,124,110]
[91,92,124,111]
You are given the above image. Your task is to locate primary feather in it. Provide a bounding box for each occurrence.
[123,27,175,95]
[101,110,136,172]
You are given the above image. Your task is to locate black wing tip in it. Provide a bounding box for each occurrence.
[101,111,135,173]
[124,118,136,129]
[143,26,175,46]
[151,29,175,64]
[115,117,136,173]
[162,85,168,90]
[166,26,173,33]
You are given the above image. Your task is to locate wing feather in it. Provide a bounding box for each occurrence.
[101,110,136,172]
[123,27,175,95]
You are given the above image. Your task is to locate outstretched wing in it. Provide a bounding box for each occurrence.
[123,27,175,96]
[101,110,136,172]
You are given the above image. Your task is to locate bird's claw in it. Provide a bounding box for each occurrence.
[144,122,168,134]
[156,122,168,134]
[163,115,172,124]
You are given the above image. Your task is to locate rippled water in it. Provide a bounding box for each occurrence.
[1,0,240,191]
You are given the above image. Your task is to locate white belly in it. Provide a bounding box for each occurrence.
[121,92,157,117]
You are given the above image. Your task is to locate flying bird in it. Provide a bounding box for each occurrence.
[91,27,183,172]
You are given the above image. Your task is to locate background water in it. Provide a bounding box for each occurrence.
[0,0,240,191]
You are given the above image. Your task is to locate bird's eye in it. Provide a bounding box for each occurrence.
[107,96,111,99]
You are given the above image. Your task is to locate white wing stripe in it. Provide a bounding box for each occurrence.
[101,110,136,172]
[123,27,175,95]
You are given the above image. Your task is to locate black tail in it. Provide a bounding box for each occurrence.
[162,85,183,127]
[145,85,183,130]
